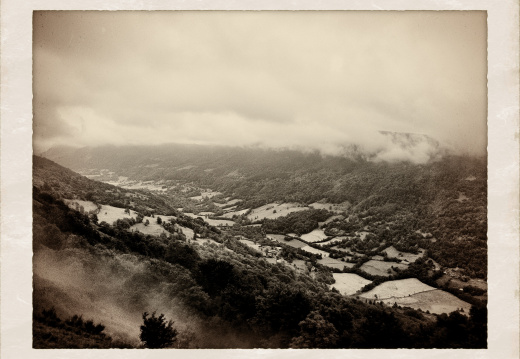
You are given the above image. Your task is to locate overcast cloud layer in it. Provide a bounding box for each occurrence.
[33,11,487,162]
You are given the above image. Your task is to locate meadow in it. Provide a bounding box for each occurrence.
[330,273,372,296]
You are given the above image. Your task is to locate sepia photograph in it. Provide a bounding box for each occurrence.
[29,10,492,349]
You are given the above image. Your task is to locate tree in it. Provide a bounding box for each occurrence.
[144,219,150,226]
[290,311,339,348]
[157,217,162,225]
[140,311,178,348]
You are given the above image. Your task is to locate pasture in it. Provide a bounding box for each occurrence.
[130,221,166,236]
[355,231,370,240]
[129,215,177,236]
[318,257,354,270]
[205,218,235,227]
[318,215,345,226]
[330,273,372,296]
[266,234,285,241]
[179,226,195,240]
[280,238,307,249]
[358,278,472,315]
[214,199,241,208]
[198,212,215,216]
[300,229,328,243]
[359,278,435,300]
[266,234,308,249]
[222,208,250,218]
[246,203,308,221]
[379,290,472,316]
[359,260,408,277]
[106,179,166,192]
[184,212,235,226]
[190,190,222,201]
[382,246,425,263]
[289,259,308,272]
[64,199,99,213]
[96,204,138,224]
[316,236,347,246]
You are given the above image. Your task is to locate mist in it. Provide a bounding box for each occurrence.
[33,245,260,348]
[33,11,487,163]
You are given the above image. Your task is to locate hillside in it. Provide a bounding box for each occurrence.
[32,155,487,348]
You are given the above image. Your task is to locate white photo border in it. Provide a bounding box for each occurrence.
[1,1,519,358]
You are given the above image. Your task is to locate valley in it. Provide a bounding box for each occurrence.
[32,146,488,348]
[70,162,487,304]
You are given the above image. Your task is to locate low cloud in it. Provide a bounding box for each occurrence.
[33,11,487,162]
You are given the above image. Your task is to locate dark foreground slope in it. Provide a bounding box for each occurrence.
[33,156,487,348]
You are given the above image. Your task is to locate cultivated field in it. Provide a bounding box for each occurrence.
[198,212,215,216]
[205,218,235,227]
[64,199,99,213]
[380,290,472,315]
[222,208,250,218]
[318,257,354,270]
[185,213,235,226]
[318,215,344,226]
[130,221,167,236]
[436,275,487,299]
[97,204,138,224]
[214,199,241,208]
[359,278,435,299]
[355,231,370,240]
[359,260,408,277]
[382,246,425,263]
[330,273,372,296]
[246,203,308,221]
[300,229,328,243]
[279,238,307,249]
[129,215,177,236]
[105,179,167,192]
[179,226,195,240]
[289,259,308,272]
[190,190,222,201]
[266,234,285,241]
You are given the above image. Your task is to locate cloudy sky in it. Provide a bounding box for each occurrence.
[33,11,487,162]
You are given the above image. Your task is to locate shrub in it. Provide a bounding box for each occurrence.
[139,312,178,348]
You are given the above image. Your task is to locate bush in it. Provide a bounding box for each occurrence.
[139,312,178,348]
